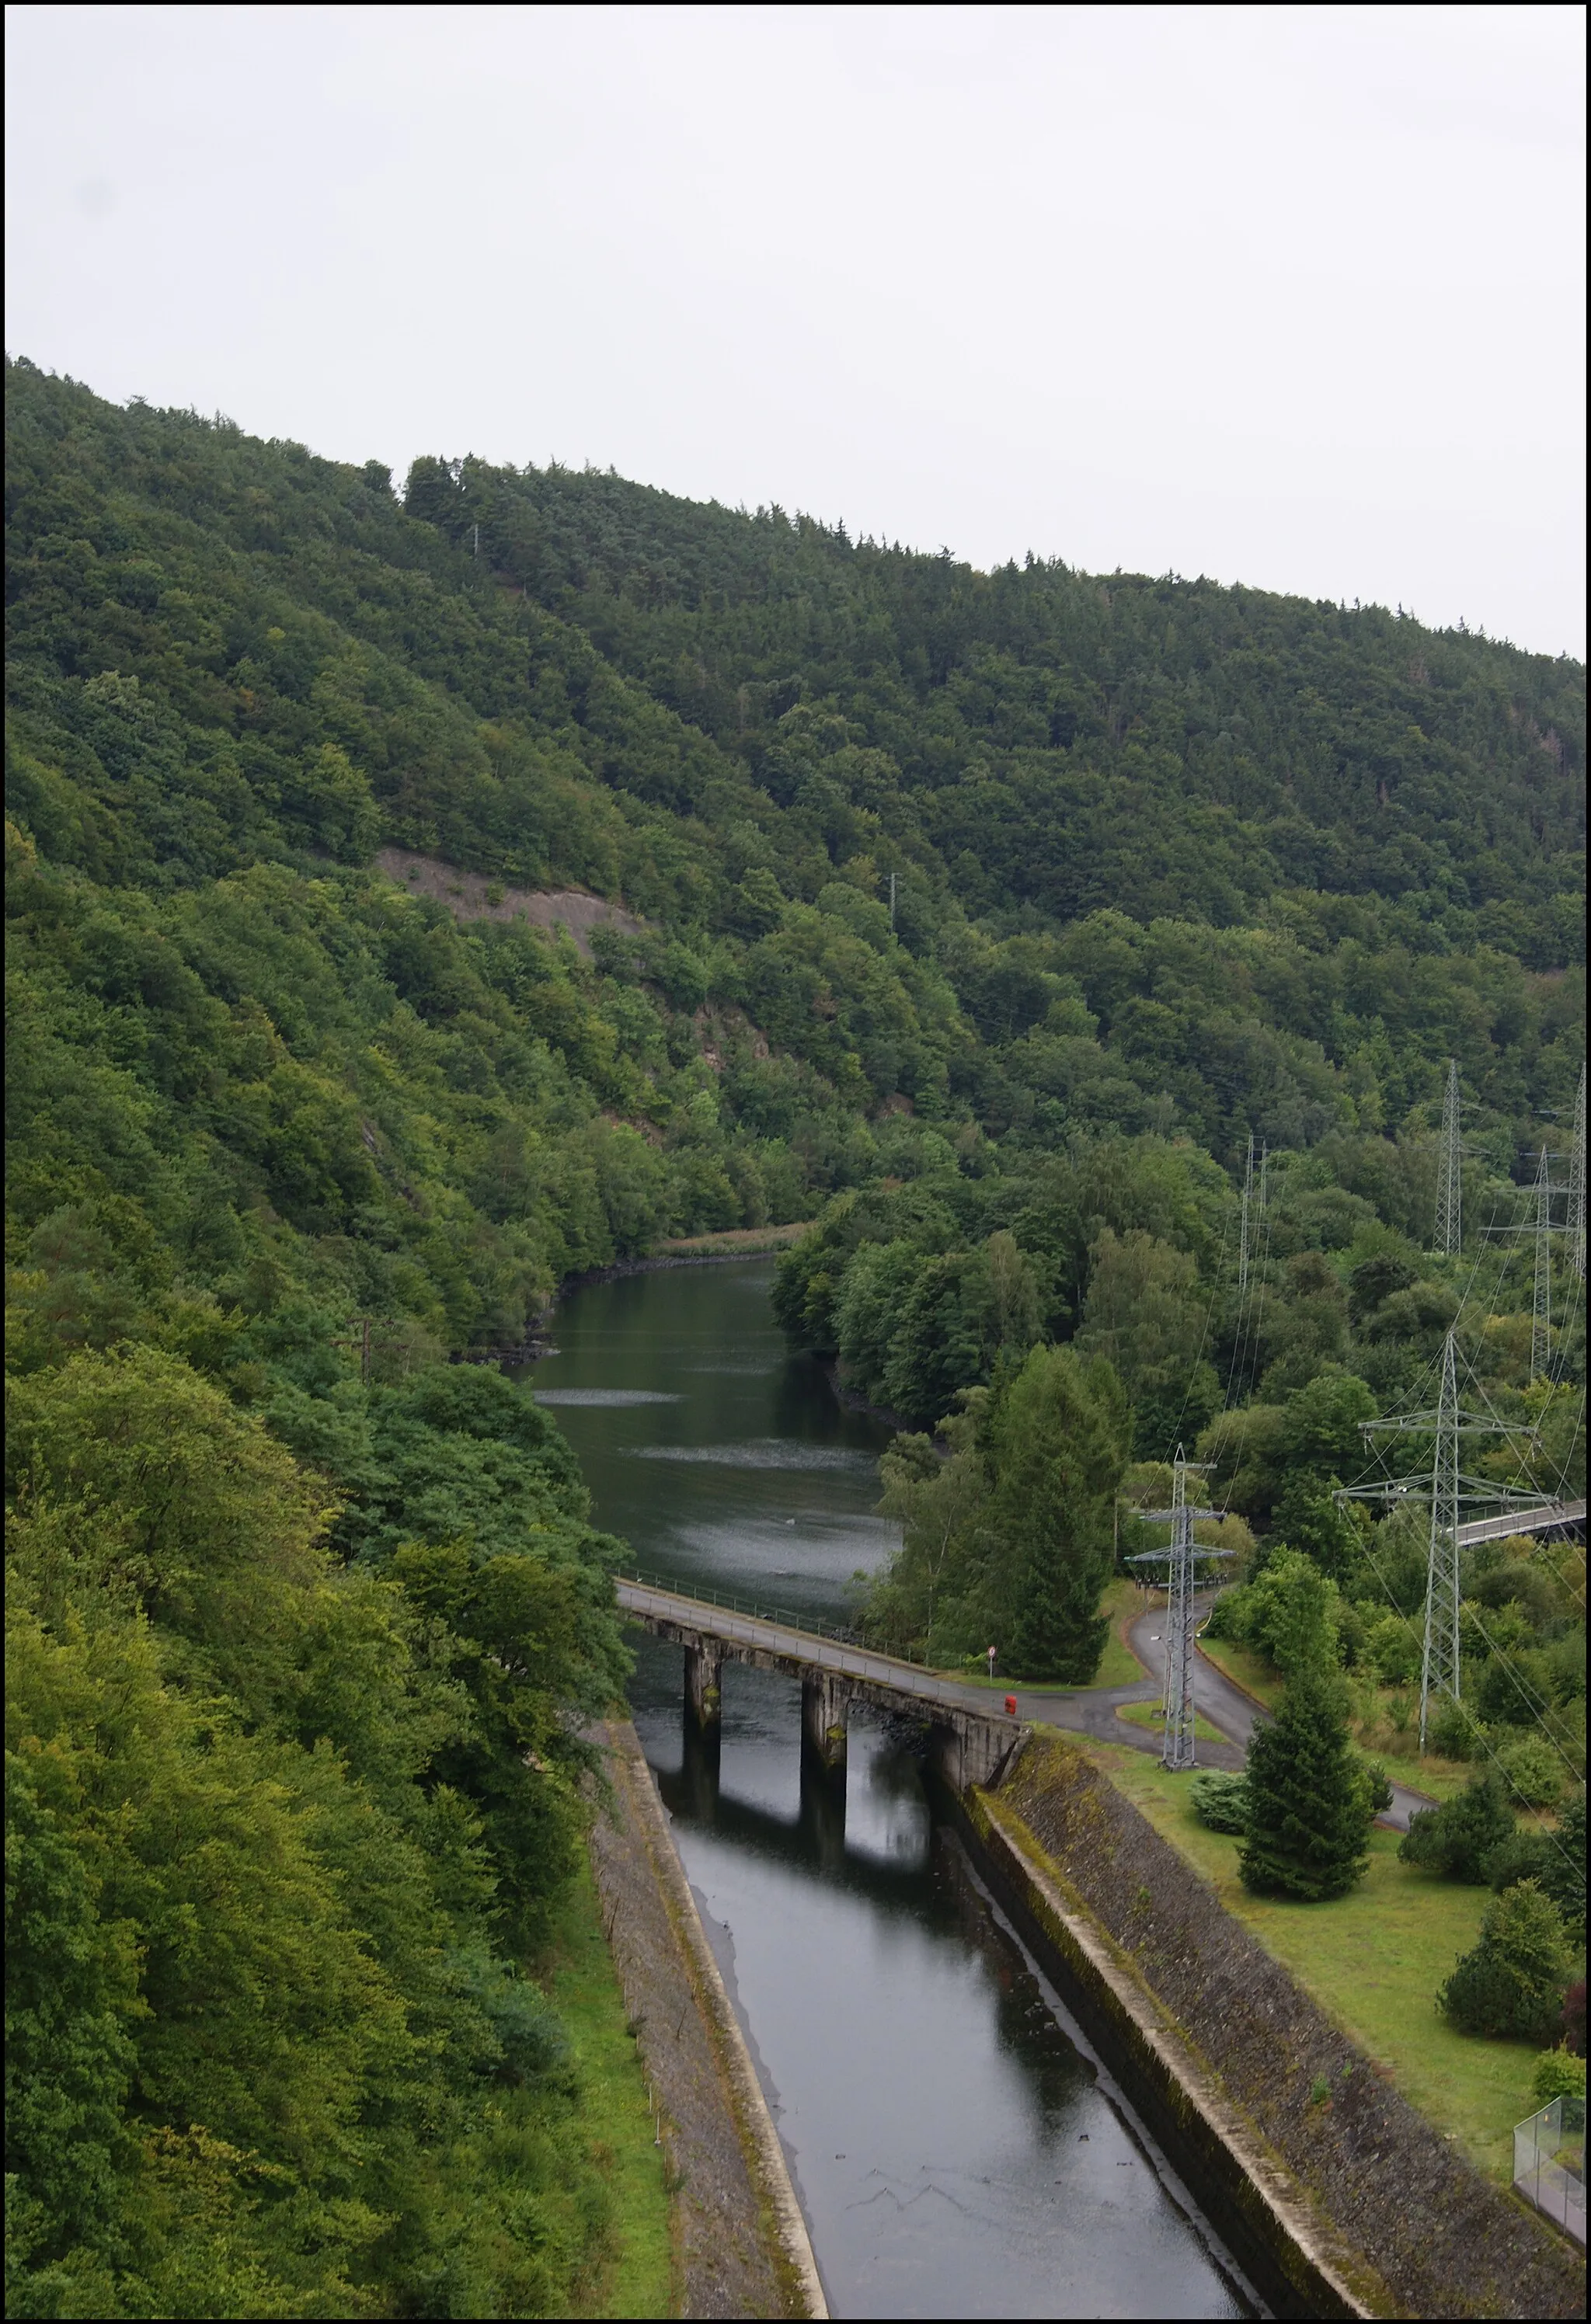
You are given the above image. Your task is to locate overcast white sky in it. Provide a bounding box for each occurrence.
[6,3,1585,656]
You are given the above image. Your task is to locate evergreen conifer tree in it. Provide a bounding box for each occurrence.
[1240,1668,1371,1901]
[988,1345,1129,1683]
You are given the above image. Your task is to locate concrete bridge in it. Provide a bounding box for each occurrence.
[616,1578,1025,1790]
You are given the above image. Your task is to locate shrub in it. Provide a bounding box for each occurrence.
[1426,1692,1481,1760]
[1189,1771,1250,1834]
[1439,1882,1572,2043]
[1398,1771,1514,1883]
[1486,1791,1586,1941]
[1361,1759,1394,1818]
[1496,1734,1565,1809]
[1532,2044,1588,2109]
[1363,1613,1420,1685]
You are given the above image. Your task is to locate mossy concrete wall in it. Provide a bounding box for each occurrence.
[963,1731,1584,2321]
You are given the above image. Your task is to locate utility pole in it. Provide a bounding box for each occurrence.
[889,871,897,929]
[471,522,480,557]
[1434,1059,1463,1256]
[1126,1448,1223,1771]
[1349,1331,1553,1751]
[1569,1061,1587,1286]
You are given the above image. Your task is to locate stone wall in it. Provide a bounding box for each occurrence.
[589,1720,827,2319]
[974,1731,1584,2321]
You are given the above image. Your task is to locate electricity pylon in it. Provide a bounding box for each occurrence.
[1569,1062,1587,1286]
[1433,1059,1463,1256]
[1126,1448,1224,1771]
[1347,1331,1557,1751]
[1238,1134,1256,1296]
[1530,1146,1554,1382]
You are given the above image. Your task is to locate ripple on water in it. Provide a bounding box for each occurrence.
[532,1388,684,1406]
[629,1439,879,1473]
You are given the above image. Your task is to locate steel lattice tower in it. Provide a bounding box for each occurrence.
[1434,1059,1463,1256]
[1238,1133,1256,1297]
[1353,1331,1551,1752]
[1126,1449,1220,1771]
[1420,1334,1463,1750]
[1530,1146,1554,1381]
[1570,1063,1587,1286]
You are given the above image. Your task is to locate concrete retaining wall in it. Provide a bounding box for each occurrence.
[590,1720,827,2319]
[967,1731,1585,2321]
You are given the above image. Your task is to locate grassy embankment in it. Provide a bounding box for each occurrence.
[540,1857,677,2319]
[1197,1637,1505,1803]
[1079,1737,1542,2185]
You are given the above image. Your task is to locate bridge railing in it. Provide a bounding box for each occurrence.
[611,1566,993,1713]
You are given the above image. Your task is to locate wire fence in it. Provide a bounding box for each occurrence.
[1513,2097,1586,2248]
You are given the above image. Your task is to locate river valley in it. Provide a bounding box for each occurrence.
[520,1260,1253,2321]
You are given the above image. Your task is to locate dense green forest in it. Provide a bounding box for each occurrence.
[5,356,1586,2313]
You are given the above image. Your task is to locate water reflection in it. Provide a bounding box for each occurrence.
[521,1265,1248,2320]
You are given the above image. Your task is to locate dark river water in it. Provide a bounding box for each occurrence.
[520,1260,1251,2321]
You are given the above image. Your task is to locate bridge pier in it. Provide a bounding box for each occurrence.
[684,1641,724,1732]
[679,1716,721,1823]
[801,1673,848,1774]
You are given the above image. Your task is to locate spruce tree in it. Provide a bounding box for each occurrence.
[1240,1668,1370,1901]
[990,1346,1129,1683]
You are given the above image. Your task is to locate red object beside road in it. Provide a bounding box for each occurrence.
[1004,1694,1018,1716]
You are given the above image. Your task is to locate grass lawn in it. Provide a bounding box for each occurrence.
[1115,1697,1227,1745]
[1197,1634,1283,1710]
[1096,1575,1151,1689]
[540,1854,676,2319]
[1078,1738,1543,2185]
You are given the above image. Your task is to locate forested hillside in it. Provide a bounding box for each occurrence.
[5,356,1586,2313]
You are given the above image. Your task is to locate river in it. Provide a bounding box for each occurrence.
[520,1259,1252,2321]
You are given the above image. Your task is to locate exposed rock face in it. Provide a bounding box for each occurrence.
[374,845,642,953]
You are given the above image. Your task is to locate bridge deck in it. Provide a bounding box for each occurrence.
[615,1578,1001,1720]
[1454,1499,1585,1549]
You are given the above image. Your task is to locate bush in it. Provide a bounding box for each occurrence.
[1363,1613,1420,1685]
[1439,1882,1573,2043]
[1487,1792,1586,1943]
[1189,1771,1250,1833]
[1398,1771,1515,1883]
[1361,1759,1394,1818]
[1532,2044,1588,2109]
[1426,1692,1481,1761]
[1496,1733,1565,1808]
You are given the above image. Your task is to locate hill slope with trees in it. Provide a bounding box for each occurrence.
[5,357,1585,2312]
